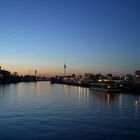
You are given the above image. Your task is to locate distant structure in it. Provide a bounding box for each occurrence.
[125,74,134,83]
[135,70,140,84]
[64,64,67,77]
[107,73,113,79]
[35,69,37,76]
[0,66,2,82]
[35,70,37,81]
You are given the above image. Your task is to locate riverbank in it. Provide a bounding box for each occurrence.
[50,77,140,94]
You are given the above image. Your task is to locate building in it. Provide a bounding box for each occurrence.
[0,69,11,83]
[0,66,2,83]
[135,70,140,84]
[112,76,124,83]
[107,74,113,79]
[125,74,134,84]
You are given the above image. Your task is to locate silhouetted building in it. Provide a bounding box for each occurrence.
[135,70,140,84]
[112,76,124,83]
[0,66,2,83]
[107,74,112,79]
[125,74,134,84]
[0,70,11,83]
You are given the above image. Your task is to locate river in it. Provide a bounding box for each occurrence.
[0,81,140,140]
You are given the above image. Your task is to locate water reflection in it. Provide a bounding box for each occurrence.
[33,82,41,96]
[0,82,140,139]
[62,85,89,105]
[89,90,121,111]
[63,85,71,96]
[75,86,89,105]
[0,84,4,99]
[134,97,140,120]
[0,84,11,101]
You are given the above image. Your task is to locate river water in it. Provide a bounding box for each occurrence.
[0,81,140,140]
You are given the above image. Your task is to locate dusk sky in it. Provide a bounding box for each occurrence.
[0,0,140,75]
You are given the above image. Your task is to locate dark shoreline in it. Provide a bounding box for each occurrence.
[50,79,140,94]
[1,79,140,94]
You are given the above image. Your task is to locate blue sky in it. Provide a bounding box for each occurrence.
[0,0,140,75]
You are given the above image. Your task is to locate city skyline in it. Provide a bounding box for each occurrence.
[0,0,140,75]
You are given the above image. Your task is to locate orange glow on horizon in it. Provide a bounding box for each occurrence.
[0,64,129,77]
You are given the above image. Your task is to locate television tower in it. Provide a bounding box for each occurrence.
[64,64,66,77]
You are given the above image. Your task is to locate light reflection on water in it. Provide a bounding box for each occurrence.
[0,81,140,140]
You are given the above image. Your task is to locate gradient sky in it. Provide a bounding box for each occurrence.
[0,0,140,75]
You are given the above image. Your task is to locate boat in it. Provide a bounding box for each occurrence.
[90,82,120,93]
